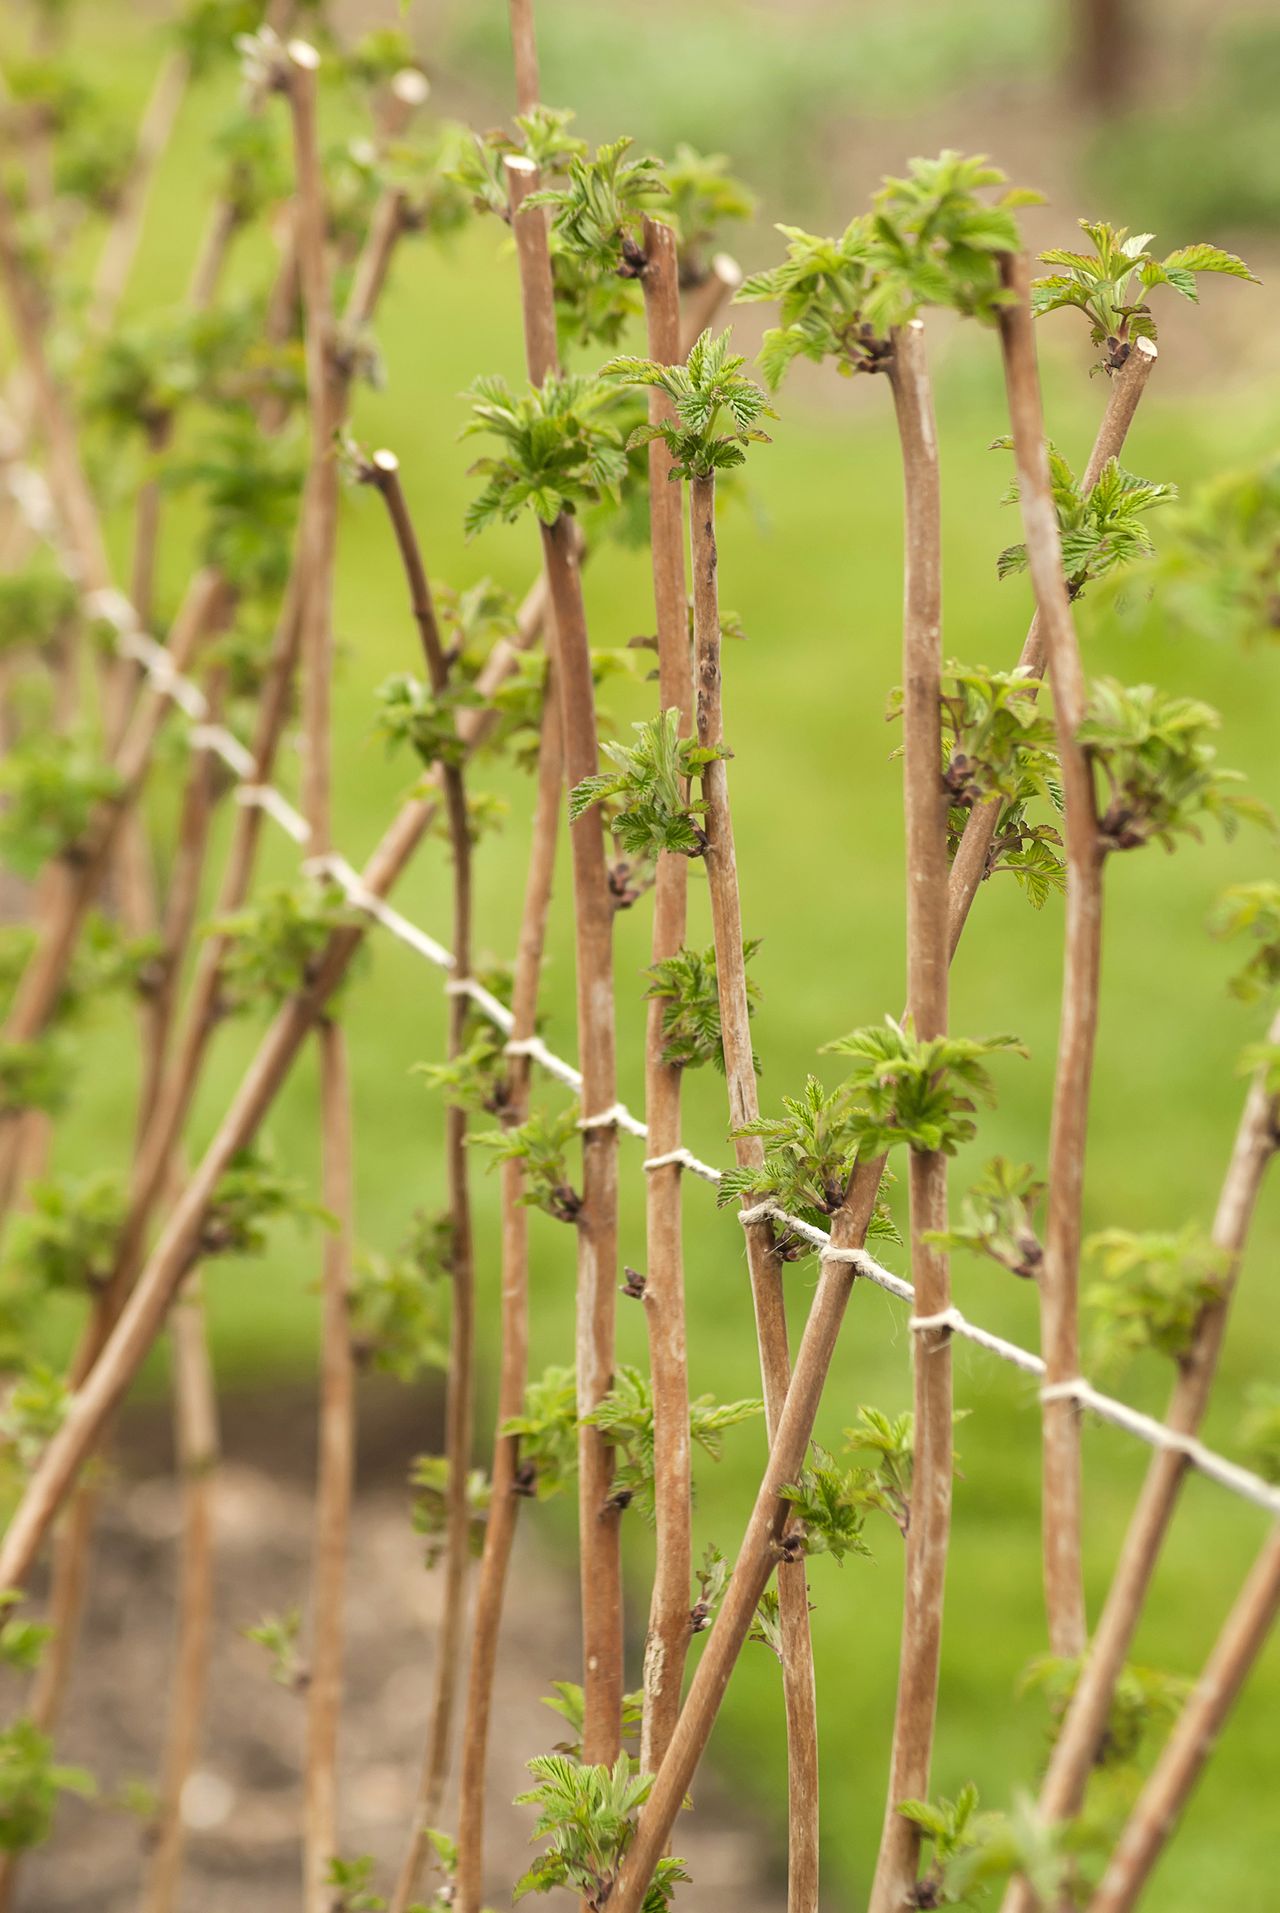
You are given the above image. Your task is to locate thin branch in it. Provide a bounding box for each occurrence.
[304,1018,356,1911]
[869,317,951,1913]
[454,686,562,1913]
[996,250,1098,1660]
[1087,1526,1280,1913]
[88,48,191,336]
[0,186,113,595]
[367,455,477,1913]
[139,1270,220,1913]
[130,416,173,633]
[609,1171,888,1913]
[286,39,338,852]
[637,214,694,1779]
[509,0,541,114]
[946,338,1157,956]
[506,149,624,1763]
[287,46,357,1909]
[999,1009,1280,1912]
[691,462,820,1913]
[505,157,559,389]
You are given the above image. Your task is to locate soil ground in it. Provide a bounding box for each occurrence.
[9,1386,781,1912]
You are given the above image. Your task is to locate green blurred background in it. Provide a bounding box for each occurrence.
[6,0,1280,1903]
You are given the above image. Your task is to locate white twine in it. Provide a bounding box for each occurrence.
[578,1102,647,1141]
[8,431,1279,1530]
[1040,1377,1087,1406]
[819,1241,880,1270]
[909,1306,966,1336]
[188,724,256,778]
[235,783,311,844]
[503,1035,584,1096]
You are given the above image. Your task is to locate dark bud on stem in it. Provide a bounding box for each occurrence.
[617,234,647,280]
[551,1185,584,1226]
[621,1266,646,1300]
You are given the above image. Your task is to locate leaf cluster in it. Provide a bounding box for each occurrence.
[0,729,122,878]
[778,1444,875,1564]
[377,124,475,244]
[605,327,773,482]
[463,372,627,535]
[527,136,667,348]
[410,1454,491,1568]
[0,1719,94,1855]
[718,1076,901,1253]
[1146,455,1280,647]
[212,877,359,1012]
[569,709,727,859]
[0,557,78,659]
[0,1364,69,1478]
[0,1594,52,1676]
[1032,221,1257,370]
[1237,1383,1280,1486]
[244,1607,307,1691]
[1079,678,1273,854]
[374,671,482,773]
[472,1106,582,1224]
[174,0,272,76]
[417,1029,511,1119]
[339,26,419,93]
[81,304,267,436]
[662,144,755,287]
[0,1039,74,1121]
[584,1364,762,1522]
[4,1172,125,1298]
[747,1586,785,1661]
[897,1786,1077,1908]
[447,107,586,222]
[719,1076,859,1221]
[1084,1224,1229,1370]
[926,1158,1045,1281]
[737,151,1037,388]
[210,105,290,226]
[644,937,761,1074]
[514,1752,687,1913]
[500,1365,579,1500]
[843,1404,919,1539]
[890,659,1065,906]
[164,417,304,602]
[199,1142,330,1260]
[349,1211,452,1382]
[1210,881,1280,1001]
[995,444,1175,596]
[540,1681,644,1762]
[690,1544,729,1635]
[325,1852,390,1913]
[825,1016,1026,1158]
[8,58,139,220]
[1021,1653,1189,1771]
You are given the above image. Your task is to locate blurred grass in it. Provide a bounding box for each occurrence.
[7,2,1280,1906]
